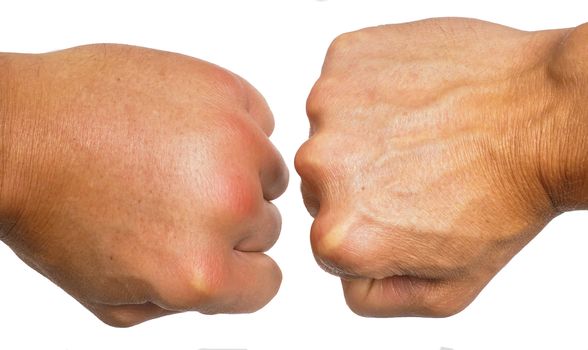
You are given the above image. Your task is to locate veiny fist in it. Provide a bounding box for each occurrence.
[0,44,288,326]
[296,18,586,317]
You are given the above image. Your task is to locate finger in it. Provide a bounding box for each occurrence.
[210,250,282,314]
[300,180,320,217]
[82,301,176,328]
[294,135,335,193]
[234,201,282,253]
[233,73,275,136]
[147,246,281,315]
[309,209,400,280]
[258,140,289,201]
[341,277,474,318]
[309,205,470,280]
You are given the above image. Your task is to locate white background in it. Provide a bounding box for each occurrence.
[1,1,587,349]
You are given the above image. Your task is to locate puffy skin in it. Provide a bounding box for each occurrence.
[0,44,288,327]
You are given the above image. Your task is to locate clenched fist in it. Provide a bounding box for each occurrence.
[0,44,288,326]
[296,18,588,317]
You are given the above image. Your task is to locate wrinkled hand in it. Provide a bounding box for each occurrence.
[0,44,288,326]
[296,18,582,317]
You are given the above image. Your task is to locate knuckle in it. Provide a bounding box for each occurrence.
[294,140,316,176]
[305,86,322,119]
[209,67,244,99]
[310,216,378,278]
[294,136,336,182]
[306,77,338,120]
[326,29,371,59]
[185,261,226,310]
[160,255,228,312]
[327,32,357,56]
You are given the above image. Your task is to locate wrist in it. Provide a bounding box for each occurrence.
[540,23,588,211]
[0,53,30,241]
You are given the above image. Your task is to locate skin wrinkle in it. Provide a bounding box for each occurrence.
[297,18,586,317]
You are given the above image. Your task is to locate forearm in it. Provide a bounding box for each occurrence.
[0,53,14,238]
[542,23,588,211]
[0,53,27,241]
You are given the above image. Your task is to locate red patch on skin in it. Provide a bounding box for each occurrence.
[213,170,259,223]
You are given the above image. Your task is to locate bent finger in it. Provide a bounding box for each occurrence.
[341,277,474,318]
[235,201,282,253]
[259,141,289,201]
[211,251,282,314]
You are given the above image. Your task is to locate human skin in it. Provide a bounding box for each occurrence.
[0,44,288,326]
[296,18,587,317]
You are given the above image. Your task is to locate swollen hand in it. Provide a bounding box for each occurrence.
[0,44,288,326]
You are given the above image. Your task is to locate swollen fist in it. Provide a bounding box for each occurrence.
[0,44,288,326]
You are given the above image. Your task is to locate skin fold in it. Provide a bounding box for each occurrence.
[0,44,289,327]
[296,18,587,317]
